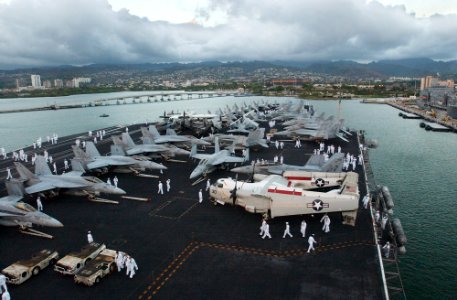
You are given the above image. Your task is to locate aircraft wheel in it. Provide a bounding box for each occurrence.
[32,267,40,276]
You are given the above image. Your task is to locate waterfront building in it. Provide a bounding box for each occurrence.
[54,79,64,88]
[72,77,92,88]
[43,80,52,88]
[31,74,41,88]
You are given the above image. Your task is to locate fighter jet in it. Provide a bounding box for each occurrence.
[230,153,345,175]
[72,142,167,173]
[142,125,209,146]
[274,116,350,142]
[14,156,126,195]
[0,180,63,228]
[112,133,189,157]
[209,172,360,225]
[189,137,249,180]
[202,128,269,150]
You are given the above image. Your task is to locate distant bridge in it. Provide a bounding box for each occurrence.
[0,90,240,114]
[88,91,239,107]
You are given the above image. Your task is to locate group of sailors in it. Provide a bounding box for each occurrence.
[89,129,107,144]
[342,152,362,171]
[115,251,139,279]
[259,214,332,253]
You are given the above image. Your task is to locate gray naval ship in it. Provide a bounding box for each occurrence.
[0,118,406,299]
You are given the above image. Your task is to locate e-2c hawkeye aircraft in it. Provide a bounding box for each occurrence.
[209,172,360,225]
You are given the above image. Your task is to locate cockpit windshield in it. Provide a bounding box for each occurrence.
[15,202,36,212]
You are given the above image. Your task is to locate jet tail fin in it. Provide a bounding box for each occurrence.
[166,128,178,136]
[5,179,25,197]
[112,135,126,147]
[71,159,86,172]
[34,156,53,176]
[14,162,37,181]
[247,128,265,143]
[148,125,161,139]
[190,143,197,157]
[321,153,345,172]
[339,172,359,196]
[121,133,136,148]
[85,142,101,159]
[141,126,153,139]
[111,145,126,156]
[72,145,90,160]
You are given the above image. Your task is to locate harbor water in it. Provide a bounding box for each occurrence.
[0,94,456,299]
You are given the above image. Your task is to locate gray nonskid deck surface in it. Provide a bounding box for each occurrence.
[0,124,382,300]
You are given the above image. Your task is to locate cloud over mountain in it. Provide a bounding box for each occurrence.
[0,0,456,68]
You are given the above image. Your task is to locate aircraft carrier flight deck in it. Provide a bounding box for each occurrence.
[0,122,383,300]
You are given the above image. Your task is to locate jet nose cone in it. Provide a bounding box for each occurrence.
[115,187,127,195]
[45,216,64,227]
[190,170,200,180]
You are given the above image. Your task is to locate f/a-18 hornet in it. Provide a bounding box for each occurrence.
[189,137,249,180]
[112,132,189,157]
[72,142,167,173]
[0,180,63,228]
[14,156,126,196]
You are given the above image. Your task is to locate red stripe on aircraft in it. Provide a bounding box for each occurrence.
[267,188,302,196]
[285,176,312,181]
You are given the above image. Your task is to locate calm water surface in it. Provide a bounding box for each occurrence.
[0,94,456,299]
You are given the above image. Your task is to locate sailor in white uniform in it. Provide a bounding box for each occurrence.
[158,181,164,194]
[307,234,317,253]
[261,223,272,239]
[282,222,293,238]
[300,220,307,238]
[320,214,331,233]
[87,231,94,243]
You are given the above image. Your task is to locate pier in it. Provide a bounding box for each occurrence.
[389,101,457,132]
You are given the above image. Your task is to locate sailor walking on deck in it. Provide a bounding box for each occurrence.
[206,178,211,191]
[166,179,171,192]
[261,222,272,239]
[381,214,388,230]
[307,234,317,253]
[64,159,69,170]
[283,222,293,238]
[259,219,267,236]
[126,256,138,278]
[362,195,369,209]
[87,231,94,243]
[115,251,125,272]
[36,196,43,211]
[113,176,118,188]
[300,220,307,238]
[158,181,164,194]
[320,214,331,233]
[198,189,203,203]
[5,167,12,180]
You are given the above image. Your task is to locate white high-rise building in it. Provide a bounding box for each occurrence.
[31,74,41,88]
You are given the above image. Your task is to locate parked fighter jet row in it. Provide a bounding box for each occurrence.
[1,99,358,235]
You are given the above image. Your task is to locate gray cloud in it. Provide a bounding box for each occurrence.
[0,0,456,68]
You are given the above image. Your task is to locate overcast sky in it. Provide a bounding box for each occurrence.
[0,0,456,68]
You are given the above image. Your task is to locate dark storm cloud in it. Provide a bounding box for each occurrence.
[0,0,456,68]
